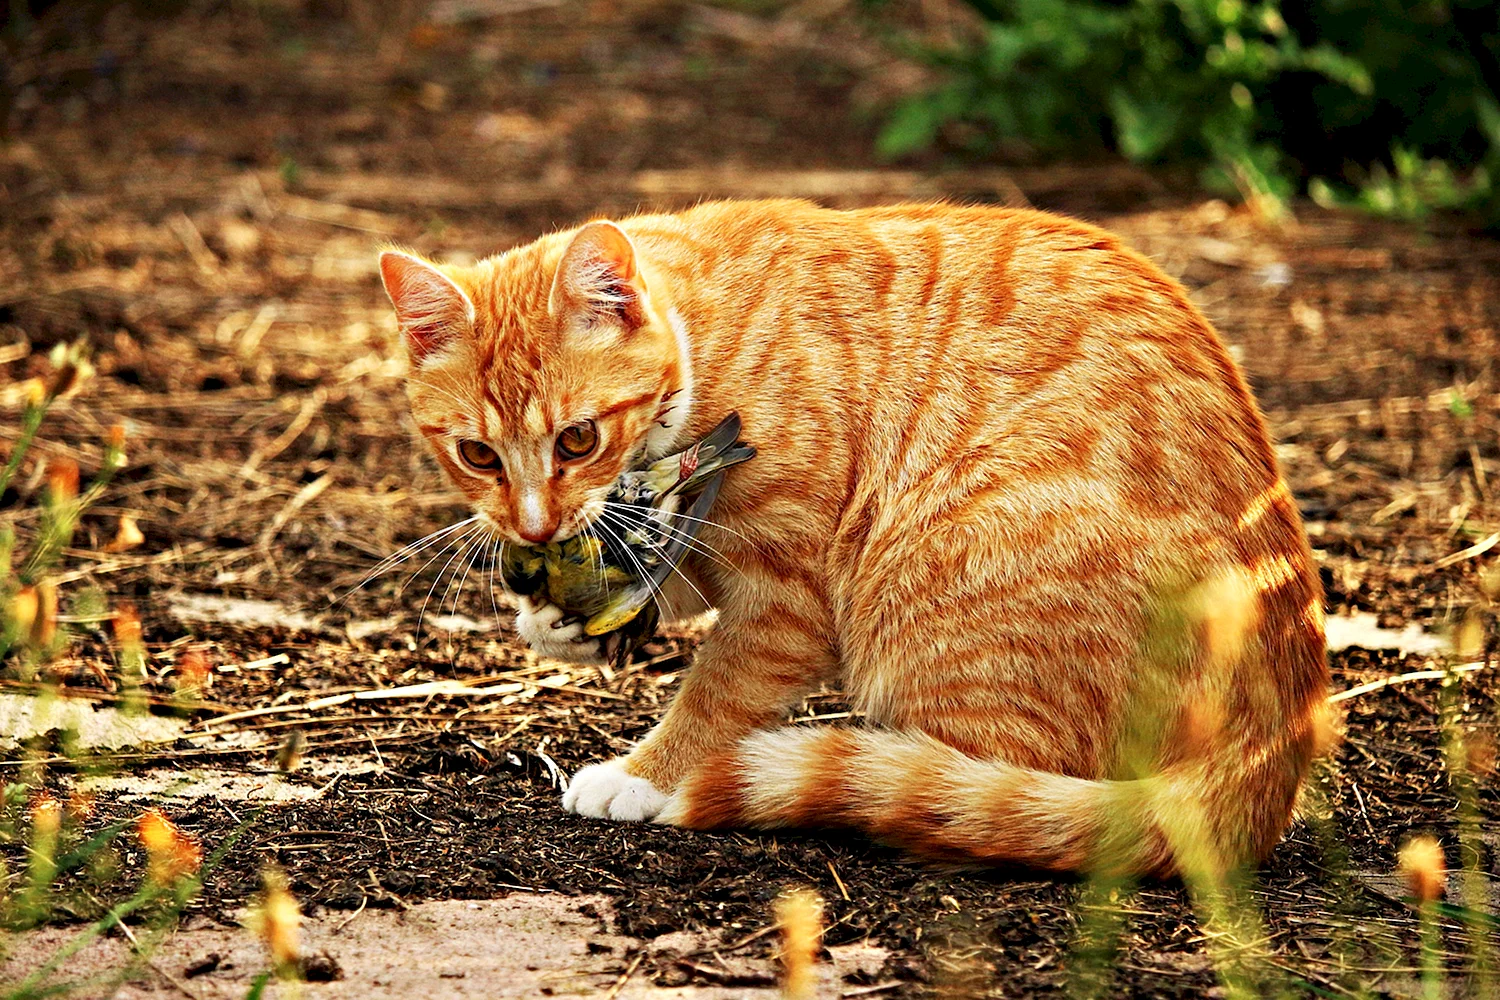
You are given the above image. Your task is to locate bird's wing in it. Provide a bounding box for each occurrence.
[582,471,725,636]
[649,411,756,499]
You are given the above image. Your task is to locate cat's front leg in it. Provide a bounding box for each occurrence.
[563,578,836,822]
[513,594,607,665]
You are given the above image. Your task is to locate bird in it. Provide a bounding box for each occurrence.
[499,412,754,665]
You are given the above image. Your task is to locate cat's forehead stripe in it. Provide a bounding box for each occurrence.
[523,399,548,436]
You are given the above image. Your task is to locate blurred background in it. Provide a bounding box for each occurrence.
[4,0,1499,228]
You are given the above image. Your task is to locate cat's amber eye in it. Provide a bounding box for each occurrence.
[556,420,598,461]
[457,439,503,473]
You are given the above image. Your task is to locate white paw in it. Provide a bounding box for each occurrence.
[562,758,668,822]
[515,596,605,665]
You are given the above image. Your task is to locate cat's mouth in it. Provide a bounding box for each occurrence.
[482,498,606,548]
[554,496,609,544]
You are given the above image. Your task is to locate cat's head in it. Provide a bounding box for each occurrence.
[378,221,688,545]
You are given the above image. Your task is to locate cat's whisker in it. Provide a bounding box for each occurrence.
[594,516,676,624]
[583,522,609,598]
[412,523,488,642]
[425,526,484,614]
[597,504,740,578]
[448,525,490,621]
[339,516,480,604]
[484,538,504,625]
[598,508,711,615]
[394,521,486,599]
[438,533,489,649]
[627,509,745,579]
[603,500,755,547]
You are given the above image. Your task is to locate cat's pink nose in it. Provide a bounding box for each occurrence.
[518,524,556,544]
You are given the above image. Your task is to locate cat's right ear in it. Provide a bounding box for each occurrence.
[378,251,475,363]
[548,221,649,338]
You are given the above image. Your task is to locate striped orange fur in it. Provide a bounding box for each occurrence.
[378,200,1329,877]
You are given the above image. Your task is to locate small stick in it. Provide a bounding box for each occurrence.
[601,952,644,1000]
[332,894,368,934]
[258,473,334,552]
[1330,661,1489,703]
[827,861,850,901]
[1433,531,1500,569]
[240,390,325,477]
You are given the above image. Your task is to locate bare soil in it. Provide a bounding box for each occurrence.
[2,2,1499,997]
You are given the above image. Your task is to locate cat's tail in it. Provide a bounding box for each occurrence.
[657,725,1313,877]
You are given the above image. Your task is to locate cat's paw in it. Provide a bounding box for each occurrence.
[514,595,606,665]
[562,758,668,822]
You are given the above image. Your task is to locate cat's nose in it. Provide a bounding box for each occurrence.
[515,489,559,543]
[518,524,555,544]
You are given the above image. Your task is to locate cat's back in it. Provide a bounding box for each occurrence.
[634,200,1284,535]
[648,199,1230,373]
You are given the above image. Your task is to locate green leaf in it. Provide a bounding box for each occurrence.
[1109,89,1184,160]
[1476,94,1500,152]
[876,97,945,158]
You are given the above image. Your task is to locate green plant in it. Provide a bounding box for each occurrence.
[0,342,280,998]
[875,0,1500,225]
[1,342,125,673]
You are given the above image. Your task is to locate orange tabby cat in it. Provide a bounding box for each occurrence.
[378,200,1328,876]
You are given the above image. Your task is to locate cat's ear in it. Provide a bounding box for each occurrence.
[548,221,648,335]
[379,251,475,362]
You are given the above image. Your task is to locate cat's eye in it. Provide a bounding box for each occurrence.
[556,420,598,461]
[457,439,503,473]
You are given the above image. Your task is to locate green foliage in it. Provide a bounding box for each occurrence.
[0,342,122,672]
[878,0,1500,225]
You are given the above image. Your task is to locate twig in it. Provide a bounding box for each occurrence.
[167,212,219,275]
[601,952,644,1000]
[149,959,205,1000]
[673,958,776,987]
[257,473,334,552]
[240,390,325,476]
[827,860,851,901]
[1433,531,1500,569]
[195,678,529,728]
[1330,661,1490,703]
[332,894,368,934]
[0,678,232,714]
[1350,782,1378,840]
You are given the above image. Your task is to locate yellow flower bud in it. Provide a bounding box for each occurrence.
[32,581,58,647]
[136,808,202,885]
[774,888,823,1000]
[47,457,79,503]
[247,867,302,975]
[1398,836,1446,904]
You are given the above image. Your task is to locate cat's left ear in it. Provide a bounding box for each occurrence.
[548,221,649,335]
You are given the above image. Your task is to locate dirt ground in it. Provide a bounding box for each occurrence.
[2,1,1499,997]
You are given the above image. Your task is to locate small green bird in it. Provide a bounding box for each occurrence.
[500,412,754,665]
